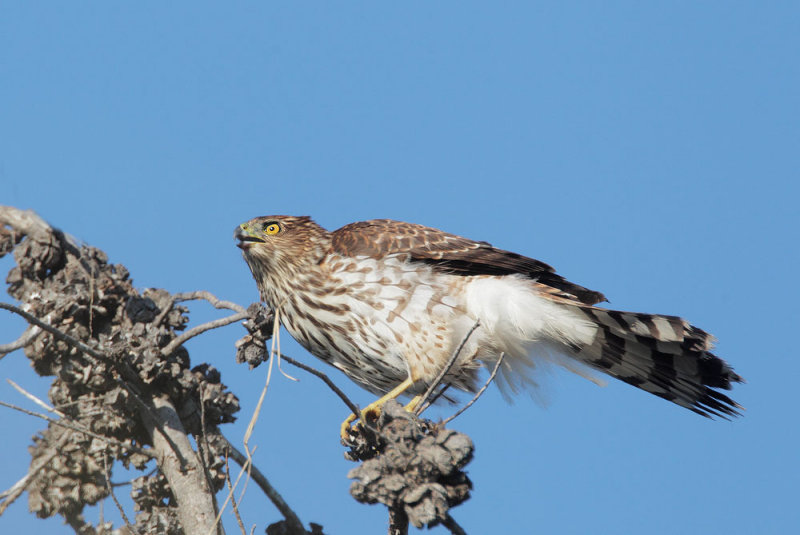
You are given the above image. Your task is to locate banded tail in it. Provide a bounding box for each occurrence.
[576,306,743,418]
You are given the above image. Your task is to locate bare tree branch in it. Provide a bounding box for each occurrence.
[388,506,409,535]
[2,296,213,472]
[0,302,107,361]
[7,379,63,417]
[1,207,260,533]
[218,434,306,534]
[103,455,138,535]
[442,513,467,535]
[442,352,505,425]
[224,455,247,535]
[0,400,153,458]
[174,291,248,314]
[1,303,175,463]
[161,311,248,356]
[0,326,40,358]
[0,431,71,514]
[280,354,361,417]
[0,206,53,239]
[141,396,219,535]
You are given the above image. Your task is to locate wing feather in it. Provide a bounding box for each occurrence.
[331,219,606,305]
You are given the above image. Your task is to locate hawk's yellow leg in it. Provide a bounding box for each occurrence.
[341,376,418,439]
[403,394,424,413]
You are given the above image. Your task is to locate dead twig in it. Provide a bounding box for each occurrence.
[415,320,480,416]
[161,311,248,356]
[0,206,52,239]
[103,455,138,534]
[110,467,158,488]
[209,445,254,535]
[224,454,247,535]
[442,352,505,425]
[0,326,40,358]
[0,302,106,361]
[174,291,248,314]
[230,305,285,530]
[280,354,362,418]
[7,378,64,417]
[219,434,306,533]
[2,298,186,466]
[0,431,71,514]
[0,400,153,458]
[442,513,467,535]
[155,290,247,339]
[415,384,451,415]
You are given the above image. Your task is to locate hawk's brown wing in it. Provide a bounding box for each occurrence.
[331,219,606,305]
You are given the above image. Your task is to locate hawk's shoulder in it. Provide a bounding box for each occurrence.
[331,219,483,259]
[330,219,606,305]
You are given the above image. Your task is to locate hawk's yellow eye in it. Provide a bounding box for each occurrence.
[264,223,281,235]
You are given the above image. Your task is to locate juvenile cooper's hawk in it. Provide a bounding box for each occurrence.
[235,216,742,436]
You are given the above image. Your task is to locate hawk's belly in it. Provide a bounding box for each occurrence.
[277,255,477,395]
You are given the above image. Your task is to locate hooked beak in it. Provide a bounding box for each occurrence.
[234,225,264,250]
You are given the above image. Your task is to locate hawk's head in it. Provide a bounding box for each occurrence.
[235,215,328,276]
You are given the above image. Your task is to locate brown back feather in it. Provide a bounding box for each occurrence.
[331,219,606,305]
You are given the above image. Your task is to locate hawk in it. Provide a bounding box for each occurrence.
[235,216,742,437]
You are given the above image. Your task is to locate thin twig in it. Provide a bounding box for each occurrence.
[219,434,306,533]
[225,454,247,535]
[103,455,138,534]
[5,297,201,468]
[5,294,234,493]
[415,320,481,416]
[0,431,71,514]
[7,379,65,417]
[235,306,283,520]
[110,467,158,488]
[6,297,198,469]
[0,302,106,361]
[152,297,176,327]
[213,304,282,535]
[209,446,254,535]
[415,384,451,415]
[0,400,153,458]
[442,352,505,425]
[442,513,467,535]
[161,311,248,356]
[223,306,288,533]
[173,291,248,314]
[280,354,362,417]
[1,299,198,476]
[0,325,40,358]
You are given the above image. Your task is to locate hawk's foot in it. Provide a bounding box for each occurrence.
[340,377,417,441]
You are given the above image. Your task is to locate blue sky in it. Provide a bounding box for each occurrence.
[1,2,798,534]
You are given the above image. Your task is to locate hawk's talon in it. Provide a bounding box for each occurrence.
[340,407,383,441]
[339,376,416,440]
[340,413,359,440]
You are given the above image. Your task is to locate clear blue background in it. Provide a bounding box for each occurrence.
[1,3,797,534]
